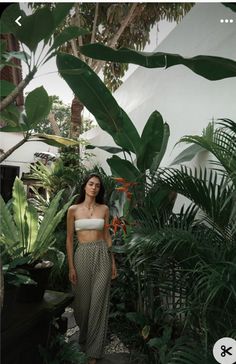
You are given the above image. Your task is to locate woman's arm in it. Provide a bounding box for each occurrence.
[104,206,117,280]
[66,206,77,284]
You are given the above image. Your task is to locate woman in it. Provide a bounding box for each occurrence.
[66,173,117,364]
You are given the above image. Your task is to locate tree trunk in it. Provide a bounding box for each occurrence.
[48,112,61,136]
[70,96,84,139]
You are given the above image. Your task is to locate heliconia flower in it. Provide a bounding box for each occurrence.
[126,191,133,200]
[113,177,126,183]
[106,216,128,235]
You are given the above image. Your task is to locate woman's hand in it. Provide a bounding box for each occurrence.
[111,260,118,280]
[69,267,77,285]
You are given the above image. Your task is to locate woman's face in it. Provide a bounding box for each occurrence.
[84,176,101,198]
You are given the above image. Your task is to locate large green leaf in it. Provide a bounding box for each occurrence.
[43,3,74,45]
[12,177,28,249]
[25,203,38,254]
[0,4,25,34]
[25,86,50,124]
[80,44,165,68]
[15,8,54,52]
[33,191,74,260]
[150,123,170,172]
[33,134,81,147]
[107,155,140,182]
[57,52,141,154]
[80,44,236,80]
[137,111,165,172]
[51,3,74,30]
[0,195,19,248]
[86,144,123,154]
[48,26,90,53]
[0,80,16,97]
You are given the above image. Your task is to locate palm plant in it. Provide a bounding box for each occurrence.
[126,119,236,362]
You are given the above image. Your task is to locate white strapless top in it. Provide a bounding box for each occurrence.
[74,218,105,231]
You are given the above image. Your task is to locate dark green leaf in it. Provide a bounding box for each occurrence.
[223,3,236,12]
[126,312,147,326]
[107,155,140,182]
[137,111,165,172]
[150,123,170,172]
[80,44,236,80]
[25,86,50,124]
[57,52,141,154]
[85,144,123,154]
[0,80,15,97]
[51,3,73,29]
[80,43,166,68]
[49,26,90,52]
[0,4,25,34]
[15,8,54,52]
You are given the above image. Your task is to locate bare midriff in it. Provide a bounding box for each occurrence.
[76,230,106,244]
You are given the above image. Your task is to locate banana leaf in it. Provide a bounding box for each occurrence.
[137,111,169,172]
[107,155,140,182]
[57,52,141,154]
[80,44,236,80]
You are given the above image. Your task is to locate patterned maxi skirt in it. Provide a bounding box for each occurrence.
[73,240,112,359]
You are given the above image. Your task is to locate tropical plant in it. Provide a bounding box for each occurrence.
[0,177,74,265]
[31,2,192,138]
[39,334,87,364]
[125,119,236,362]
[0,3,85,162]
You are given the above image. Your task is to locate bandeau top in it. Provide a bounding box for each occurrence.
[74,218,105,231]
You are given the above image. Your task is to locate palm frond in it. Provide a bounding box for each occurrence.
[158,166,234,234]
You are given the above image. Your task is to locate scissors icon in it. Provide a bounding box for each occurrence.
[221,345,232,357]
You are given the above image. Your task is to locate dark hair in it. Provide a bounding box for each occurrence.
[77,173,105,204]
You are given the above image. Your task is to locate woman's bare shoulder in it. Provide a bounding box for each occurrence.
[100,204,109,212]
[68,204,79,214]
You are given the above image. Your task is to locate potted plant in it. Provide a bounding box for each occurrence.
[0,177,74,302]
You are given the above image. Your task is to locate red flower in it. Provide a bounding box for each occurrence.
[114,177,138,201]
[106,216,127,235]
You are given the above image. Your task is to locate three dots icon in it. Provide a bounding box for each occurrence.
[220,19,234,23]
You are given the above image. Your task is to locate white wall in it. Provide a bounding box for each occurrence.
[82,3,236,176]
[0,132,58,176]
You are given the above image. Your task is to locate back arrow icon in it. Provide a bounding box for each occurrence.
[15,16,22,27]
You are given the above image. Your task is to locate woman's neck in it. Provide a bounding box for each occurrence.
[83,197,96,209]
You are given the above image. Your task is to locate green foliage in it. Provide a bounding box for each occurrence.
[171,119,236,186]
[0,4,83,162]
[25,86,51,124]
[80,44,236,80]
[0,177,74,263]
[57,52,141,154]
[39,334,87,364]
[121,120,236,362]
